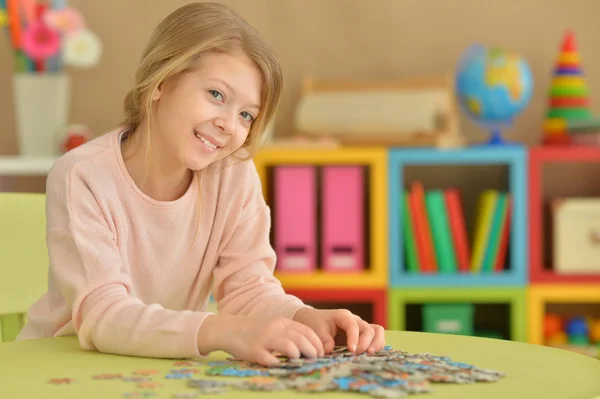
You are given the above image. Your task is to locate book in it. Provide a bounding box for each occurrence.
[426,190,457,273]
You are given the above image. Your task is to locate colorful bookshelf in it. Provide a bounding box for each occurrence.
[388,287,526,342]
[285,288,387,328]
[252,147,388,289]
[528,284,600,347]
[249,142,600,344]
[529,145,600,283]
[388,146,527,287]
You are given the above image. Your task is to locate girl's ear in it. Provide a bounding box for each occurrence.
[151,82,163,101]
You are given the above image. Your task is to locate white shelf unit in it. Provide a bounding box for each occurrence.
[0,156,58,176]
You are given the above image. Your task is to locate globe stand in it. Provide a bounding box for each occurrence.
[488,127,506,145]
[473,126,521,147]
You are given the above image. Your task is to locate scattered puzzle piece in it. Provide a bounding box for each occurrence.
[173,361,196,367]
[48,377,75,384]
[133,370,160,376]
[122,376,152,382]
[173,368,199,374]
[123,392,157,398]
[165,373,193,380]
[92,374,123,380]
[136,382,163,389]
[172,392,200,398]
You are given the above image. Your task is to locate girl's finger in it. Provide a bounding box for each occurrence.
[314,326,336,354]
[268,337,301,360]
[356,320,375,354]
[333,311,360,352]
[252,348,282,367]
[286,329,319,359]
[367,324,386,354]
[289,321,325,357]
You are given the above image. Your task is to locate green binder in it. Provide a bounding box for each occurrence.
[402,191,419,273]
[425,190,457,273]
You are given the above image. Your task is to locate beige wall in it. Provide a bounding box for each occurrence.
[1,0,599,190]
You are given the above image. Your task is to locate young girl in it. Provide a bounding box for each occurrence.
[17,2,385,366]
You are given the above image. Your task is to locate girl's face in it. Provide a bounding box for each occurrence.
[151,50,263,171]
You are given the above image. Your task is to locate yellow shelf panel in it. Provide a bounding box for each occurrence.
[253,146,387,165]
[528,284,600,345]
[253,147,388,290]
[275,269,386,289]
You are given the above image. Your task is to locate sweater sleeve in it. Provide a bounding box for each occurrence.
[45,163,209,358]
[211,160,310,319]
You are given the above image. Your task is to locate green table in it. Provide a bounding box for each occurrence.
[1,331,599,398]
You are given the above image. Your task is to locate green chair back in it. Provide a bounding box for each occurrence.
[0,192,48,341]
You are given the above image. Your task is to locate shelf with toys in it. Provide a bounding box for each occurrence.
[527,144,600,358]
[388,146,527,287]
[387,287,527,342]
[252,147,388,289]
[528,284,600,358]
[527,29,600,358]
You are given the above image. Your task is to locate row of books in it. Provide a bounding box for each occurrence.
[402,182,511,273]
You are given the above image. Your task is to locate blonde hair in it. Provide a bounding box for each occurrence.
[121,2,282,161]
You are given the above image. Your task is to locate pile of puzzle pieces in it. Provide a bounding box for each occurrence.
[187,345,506,398]
[48,346,505,398]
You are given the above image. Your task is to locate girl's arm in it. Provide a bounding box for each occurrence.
[210,160,310,319]
[45,161,209,359]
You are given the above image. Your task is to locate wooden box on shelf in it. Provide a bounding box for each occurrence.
[529,146,600,283]
[293,76,464,148]
[388,287,527,342]
[252,147,387,289]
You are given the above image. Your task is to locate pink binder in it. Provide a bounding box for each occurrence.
[274,166,316,272]
[322,166,365,271]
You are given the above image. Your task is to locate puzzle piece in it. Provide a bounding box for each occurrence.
[122,392,157,398]
[92,374,123,380]
[136,382,163,389]
[133,370,160,376]
[122,376,152,383]
[165,373,193,380]
[48,378,75,384]
[172,368,200,374]
[172,393,200,399]
[173,361,196,367]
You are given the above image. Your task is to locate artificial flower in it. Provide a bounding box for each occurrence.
[59,124,93,153]
[43,7,85,33]
[0,9,8,28]
[63,28,102,68]
[21,20,61,60]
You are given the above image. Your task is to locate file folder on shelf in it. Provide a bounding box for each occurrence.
[274,166,317,272]
[322,166,365,271]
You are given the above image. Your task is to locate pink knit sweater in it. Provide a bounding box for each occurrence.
[17,127,307,358]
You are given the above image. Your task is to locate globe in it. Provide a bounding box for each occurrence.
[455,44,533,145]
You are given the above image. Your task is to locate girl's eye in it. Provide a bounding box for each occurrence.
[240,111,255,123]
[208,90,223,101]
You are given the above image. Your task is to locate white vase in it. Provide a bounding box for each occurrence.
[12,73,70,157]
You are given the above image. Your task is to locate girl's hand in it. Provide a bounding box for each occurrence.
[293,308,385,355]
[196,313,325,366]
